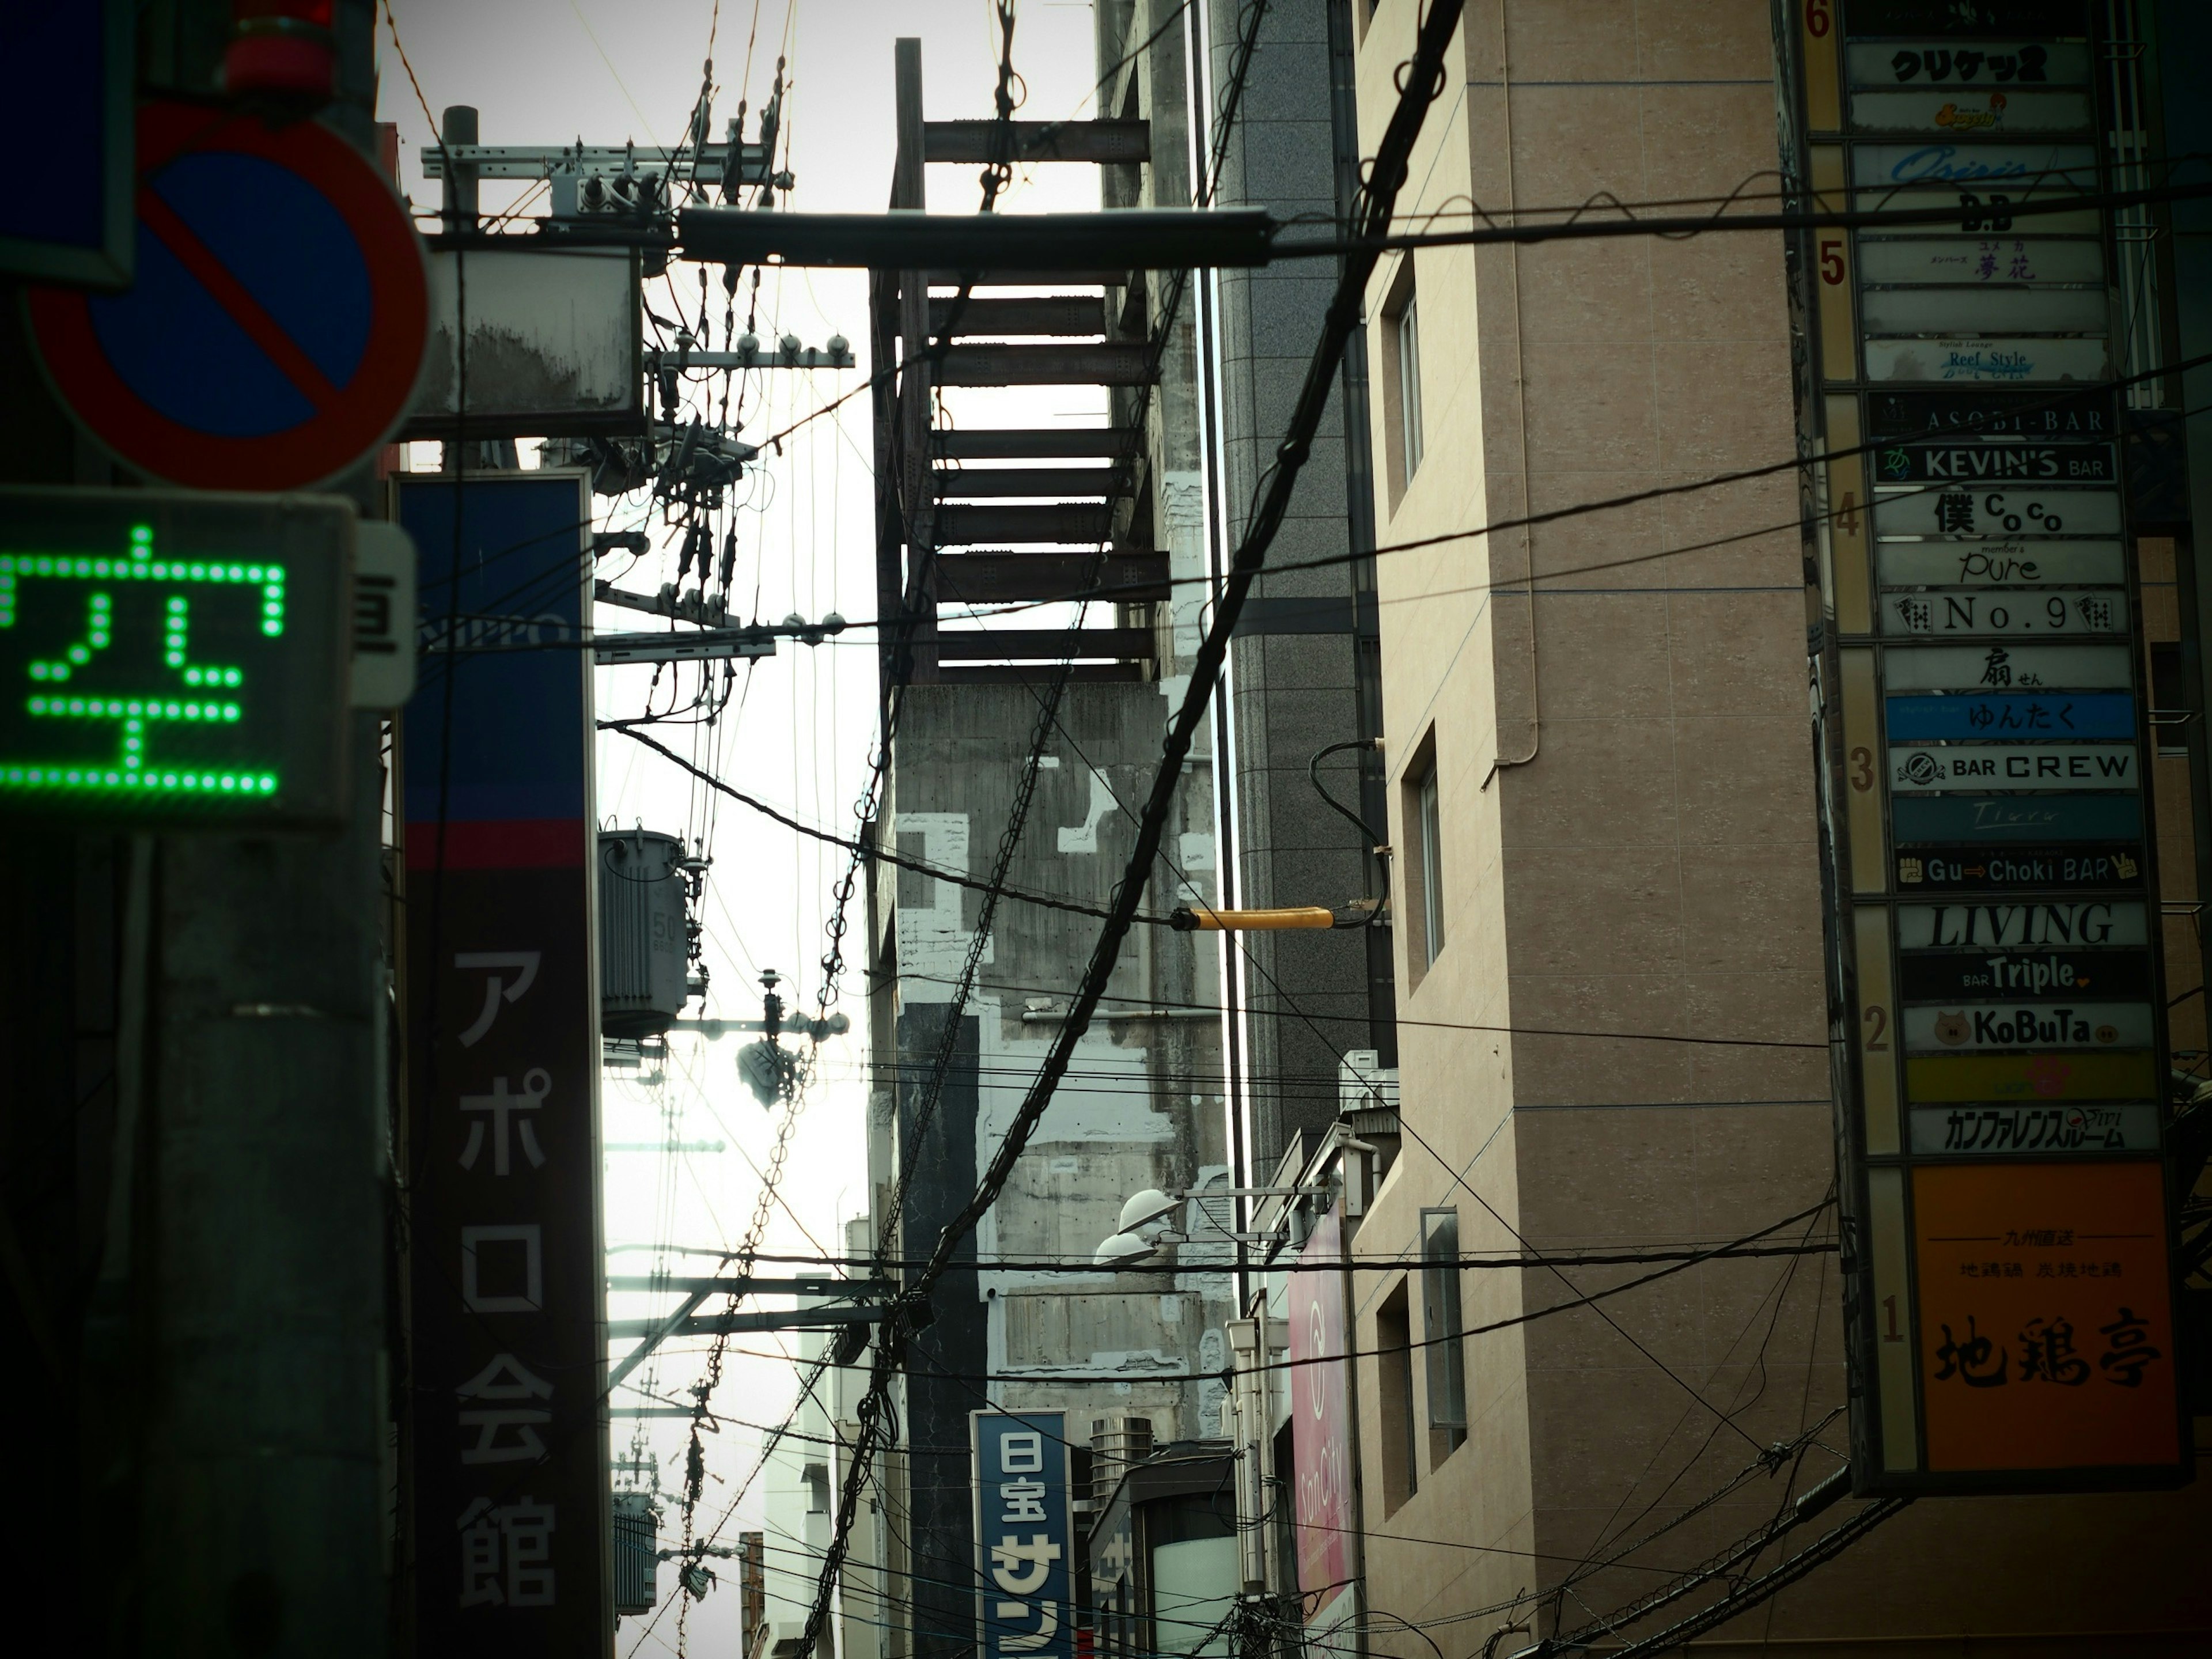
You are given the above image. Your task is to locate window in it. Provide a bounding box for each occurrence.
[1376,1279,1419,1514]
[1400,733,1446,975]
[1402,730,1445,978]
[1377,256,1422,510]
[2150,642,2190,757]
[1396,296,1424,484]
[1418,767,1444,964]
[1422,1210,1468,1462]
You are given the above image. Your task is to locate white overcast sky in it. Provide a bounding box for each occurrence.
[378,3,1111,1648]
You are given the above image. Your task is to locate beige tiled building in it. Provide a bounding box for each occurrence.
[1339,2,2211,1653]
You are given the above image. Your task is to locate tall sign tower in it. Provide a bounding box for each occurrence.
[1790,0,2189,1491]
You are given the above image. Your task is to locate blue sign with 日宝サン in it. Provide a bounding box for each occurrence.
[973,1412,1074,1659]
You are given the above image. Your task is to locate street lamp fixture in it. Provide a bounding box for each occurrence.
[1092,1232,1158,1269]
[1094,1181,1326,1267]
[1118,1188,1181,1232]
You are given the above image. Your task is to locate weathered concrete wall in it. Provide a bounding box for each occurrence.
[870,680,1232,1659]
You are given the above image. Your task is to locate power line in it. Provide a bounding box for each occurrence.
[853,646,1847,1513]
[1317,1411,1848,1637]
[878,965,1826,1050]
[790,15,1460,1639]
[434,372,2212,669]
[703,1203,1819,1390]
[603,1238,1836,1277]
[609,724,1174,925]
[634,43,1058,1641]
[408,343,2212,681]
[1270,163,2212,258]
[909,353,2212,626]
[584,62,2158,1659]
[872,0,1100,1268]
[783,3,1079,1635]
[1549,1207,1840,1618]
[1545,1496,1913,1658]
[727,36,1305,1652]
[624,1350,838,1656]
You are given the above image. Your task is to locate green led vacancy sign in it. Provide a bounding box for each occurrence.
[0,487,353,825]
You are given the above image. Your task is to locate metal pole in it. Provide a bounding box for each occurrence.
[134,718,390,1650]
[441,105,480,232]
[116,6,393,1650]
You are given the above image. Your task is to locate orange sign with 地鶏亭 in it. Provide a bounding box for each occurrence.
[1912,1160,2180,1474]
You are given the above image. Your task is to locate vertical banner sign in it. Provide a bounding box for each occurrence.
[974,1412,1076,1659]
[396,473,609,1647]
[1287,1206,1354,1619]
[1791,0,2186,1493]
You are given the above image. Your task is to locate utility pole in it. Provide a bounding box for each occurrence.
[0,4,395,1654]
[138,1,391,1648]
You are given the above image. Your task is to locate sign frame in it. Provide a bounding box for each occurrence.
[0,0,134,287]
[971,1410,1077,1659]
[1787,0,2191,1497]
[0,484,354,827]
[394,469,611,1646]
[402,244,645,440]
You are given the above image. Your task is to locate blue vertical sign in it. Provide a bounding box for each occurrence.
[973,1412,1075,1659]
[394,472,609,1653]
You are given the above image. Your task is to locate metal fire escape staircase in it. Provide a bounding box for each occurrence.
[872,43,1168,690]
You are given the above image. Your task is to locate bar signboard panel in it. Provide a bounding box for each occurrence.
[1878,590,2127,637]
[1900,1002,2155,1049]
[1857,237,2105,288]
[1861,337,2112,383]
[1793,0,2186,1494]
[1886,743,2138,790]
[1873,486,2123,537]
[1895,843,2143,892]
[1849,88,2094,133]
[1859,286,2108,334]
[1843,40,2093,87]
[1850,141,2099,199]
[1911,1161,2179,1469]
[1873,440,2116,483]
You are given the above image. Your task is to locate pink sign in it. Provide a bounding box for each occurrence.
[1289,1203,1352,1604]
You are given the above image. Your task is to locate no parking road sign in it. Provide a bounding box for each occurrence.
[25,102,429,491]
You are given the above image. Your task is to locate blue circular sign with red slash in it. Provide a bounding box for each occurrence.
[25,103,429,491]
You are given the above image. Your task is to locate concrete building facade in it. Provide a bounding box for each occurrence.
[1330,1,2212,1654]
[1206,0,1401,1174]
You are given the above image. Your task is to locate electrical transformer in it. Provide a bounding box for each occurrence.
[598,827,694,1037]
[611,1489,660,1615]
